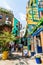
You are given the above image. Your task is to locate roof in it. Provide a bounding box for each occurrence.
[0,7,14,17]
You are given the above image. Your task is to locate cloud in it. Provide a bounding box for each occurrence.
[0,0,11,10]
[19,13,27,37]
[3,1,11,10]
[19,13,27,27]
[19,13,26,21]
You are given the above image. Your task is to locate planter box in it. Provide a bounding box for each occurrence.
[2,51,9,60]
[35,57,41,64]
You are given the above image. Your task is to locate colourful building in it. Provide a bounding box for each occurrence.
[31,18,43,53]
[12,18,24,45]
[12,18,20,37]
[26,0,43,55]
[0,7,14,33]
[26,0,43,32]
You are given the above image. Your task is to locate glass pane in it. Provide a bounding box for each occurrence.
[0,15,2,19]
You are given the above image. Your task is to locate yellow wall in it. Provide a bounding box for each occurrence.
[27,20,38,24]
[26,0,40,25]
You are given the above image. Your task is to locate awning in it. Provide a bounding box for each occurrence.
[32,28,43,36]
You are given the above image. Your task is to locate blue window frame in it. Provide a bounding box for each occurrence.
[0,15,2,19]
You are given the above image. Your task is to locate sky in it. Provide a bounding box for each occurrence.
[0,0,28,28]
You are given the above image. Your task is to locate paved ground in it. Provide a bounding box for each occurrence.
[0,52,43,65]
[0,58,42,65]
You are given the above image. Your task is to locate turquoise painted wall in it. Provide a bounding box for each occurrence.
[14,18,19,30]
[12,18,19,35]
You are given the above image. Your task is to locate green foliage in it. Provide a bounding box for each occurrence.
[0,8,13,15]
[0,8,14,19]
[30,17,43,35]
[35,55,41,58]
[34,0,36,3]
[0,32,16,52]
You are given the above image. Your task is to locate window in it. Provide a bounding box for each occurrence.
[6,16,9,21]
[0,15,2,19]
[5,16,11,24]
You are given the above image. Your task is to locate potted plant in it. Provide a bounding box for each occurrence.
[0,32,16,60]
[35,55,41,64]
[1,42,9,60]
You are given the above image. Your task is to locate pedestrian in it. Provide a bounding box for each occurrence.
[16,44,18,52]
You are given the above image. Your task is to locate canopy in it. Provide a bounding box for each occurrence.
[32,28,43,36]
